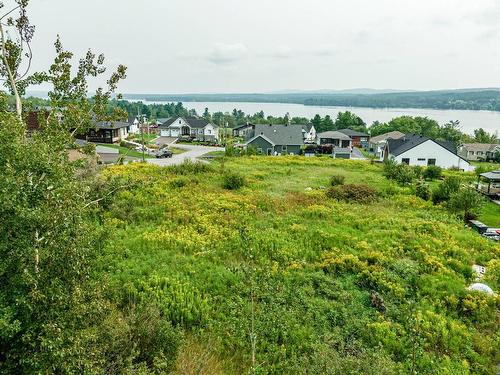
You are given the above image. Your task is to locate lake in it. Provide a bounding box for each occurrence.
[145,101,500,135]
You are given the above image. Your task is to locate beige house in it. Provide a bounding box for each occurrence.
[459,143,500,161]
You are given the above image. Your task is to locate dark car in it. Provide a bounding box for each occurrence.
[156,149,173,158]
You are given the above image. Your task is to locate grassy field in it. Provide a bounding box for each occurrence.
[97,143,154,159]
[99,157,499,374]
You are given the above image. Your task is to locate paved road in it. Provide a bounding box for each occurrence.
[147,144,224,166]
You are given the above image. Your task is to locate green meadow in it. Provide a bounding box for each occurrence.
[99,156,499,374]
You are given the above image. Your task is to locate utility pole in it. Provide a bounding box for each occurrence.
[139,108,145,162]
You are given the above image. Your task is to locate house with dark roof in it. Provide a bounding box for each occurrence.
[384,134,473,171]
[244,124,304,155]
[337,129,369,148]
[316,131,352,148]
[159,116,219,142]
[233,123,255,138]
[82,121,130,144]
[368,131,405,158]
[459,143,500,162]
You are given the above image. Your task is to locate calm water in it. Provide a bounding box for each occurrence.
[147,101,500,135]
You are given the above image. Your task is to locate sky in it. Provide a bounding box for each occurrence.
[22,0,500,93]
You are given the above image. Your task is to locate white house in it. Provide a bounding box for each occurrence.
[127,114,148,135]
[301,124,317,144]
[384,134,473,171]
[159,116,219,142]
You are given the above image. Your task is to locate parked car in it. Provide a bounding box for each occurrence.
[156,149,173,158]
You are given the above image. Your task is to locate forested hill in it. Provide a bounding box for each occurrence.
[123,89,500,111]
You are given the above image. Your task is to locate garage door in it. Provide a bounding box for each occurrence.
[160,129,169,137]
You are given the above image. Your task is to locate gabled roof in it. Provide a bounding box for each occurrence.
[245,133,275,146]
[317,131,352,141]
[233,123,254,131]
[337,128,369,137]
[94,121,130,130]
[160,116,215,129]
[301,124,314,132]
[461,143,500,152]
[252,124,304,145]
[369,131,405,144]
[387,134,462,159]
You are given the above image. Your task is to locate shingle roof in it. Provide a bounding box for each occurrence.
[251,124,304,145]
[369,131,405,144]
[387,134,459,157]
[317,131,352,141]
[159,116,214,129]
[94,121,130,130]
[461,143,500,152]
[337,128,369,137]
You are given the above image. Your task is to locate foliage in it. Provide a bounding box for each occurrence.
[432,176,461,204]
[330,175,345,186]
[222,172,245,190]
[99,157,499,374]
[383,160,416,185]
[447,188,486,221]
[326,183,378,203]
[423,165,442,180]
[415,181,431,201]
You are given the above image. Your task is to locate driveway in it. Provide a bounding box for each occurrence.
[147,144,224,166]
[351,147,366,159]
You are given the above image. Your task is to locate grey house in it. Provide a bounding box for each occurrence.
[317,131,352,147]
[245,124,304,155]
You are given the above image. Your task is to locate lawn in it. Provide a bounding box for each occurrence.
[480,201,500,227]
[96,143,154,159]
[127,133,158,145]
[98,156,499,374]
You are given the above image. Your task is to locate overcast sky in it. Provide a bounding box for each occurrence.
[25,0,500,93]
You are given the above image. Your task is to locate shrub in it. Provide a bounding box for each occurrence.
[384,160,415,185]
[415,181,431,201]
[222,172,245,190]
[447,188,485,221]
[432,176,461,204]
[326,184,378,204]
[412,166,424,179]
[424,165,443,180]
[165,160,213,175]
[330,175,346,186]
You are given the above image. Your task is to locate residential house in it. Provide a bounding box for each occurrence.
[233,123,255,138]
[83,121,130,144]
[316,131,352,148]
[459,143,500,162]
[369,131,405,158]
[301,124,317,144]
[338,129,370,148]
[245,124,303,155]
[128,115,141,134]
[159,116,219,142]
[384,134,473,171]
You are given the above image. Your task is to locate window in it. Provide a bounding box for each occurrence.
[402,158,410,164]
[417,158,426,162]
[469,151,475,156]
[257,148,263,154]
[477,151,484,155]
[282,145,287,152]
[428,159,436,166]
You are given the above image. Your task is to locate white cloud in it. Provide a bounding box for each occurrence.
[207,43,248,64]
